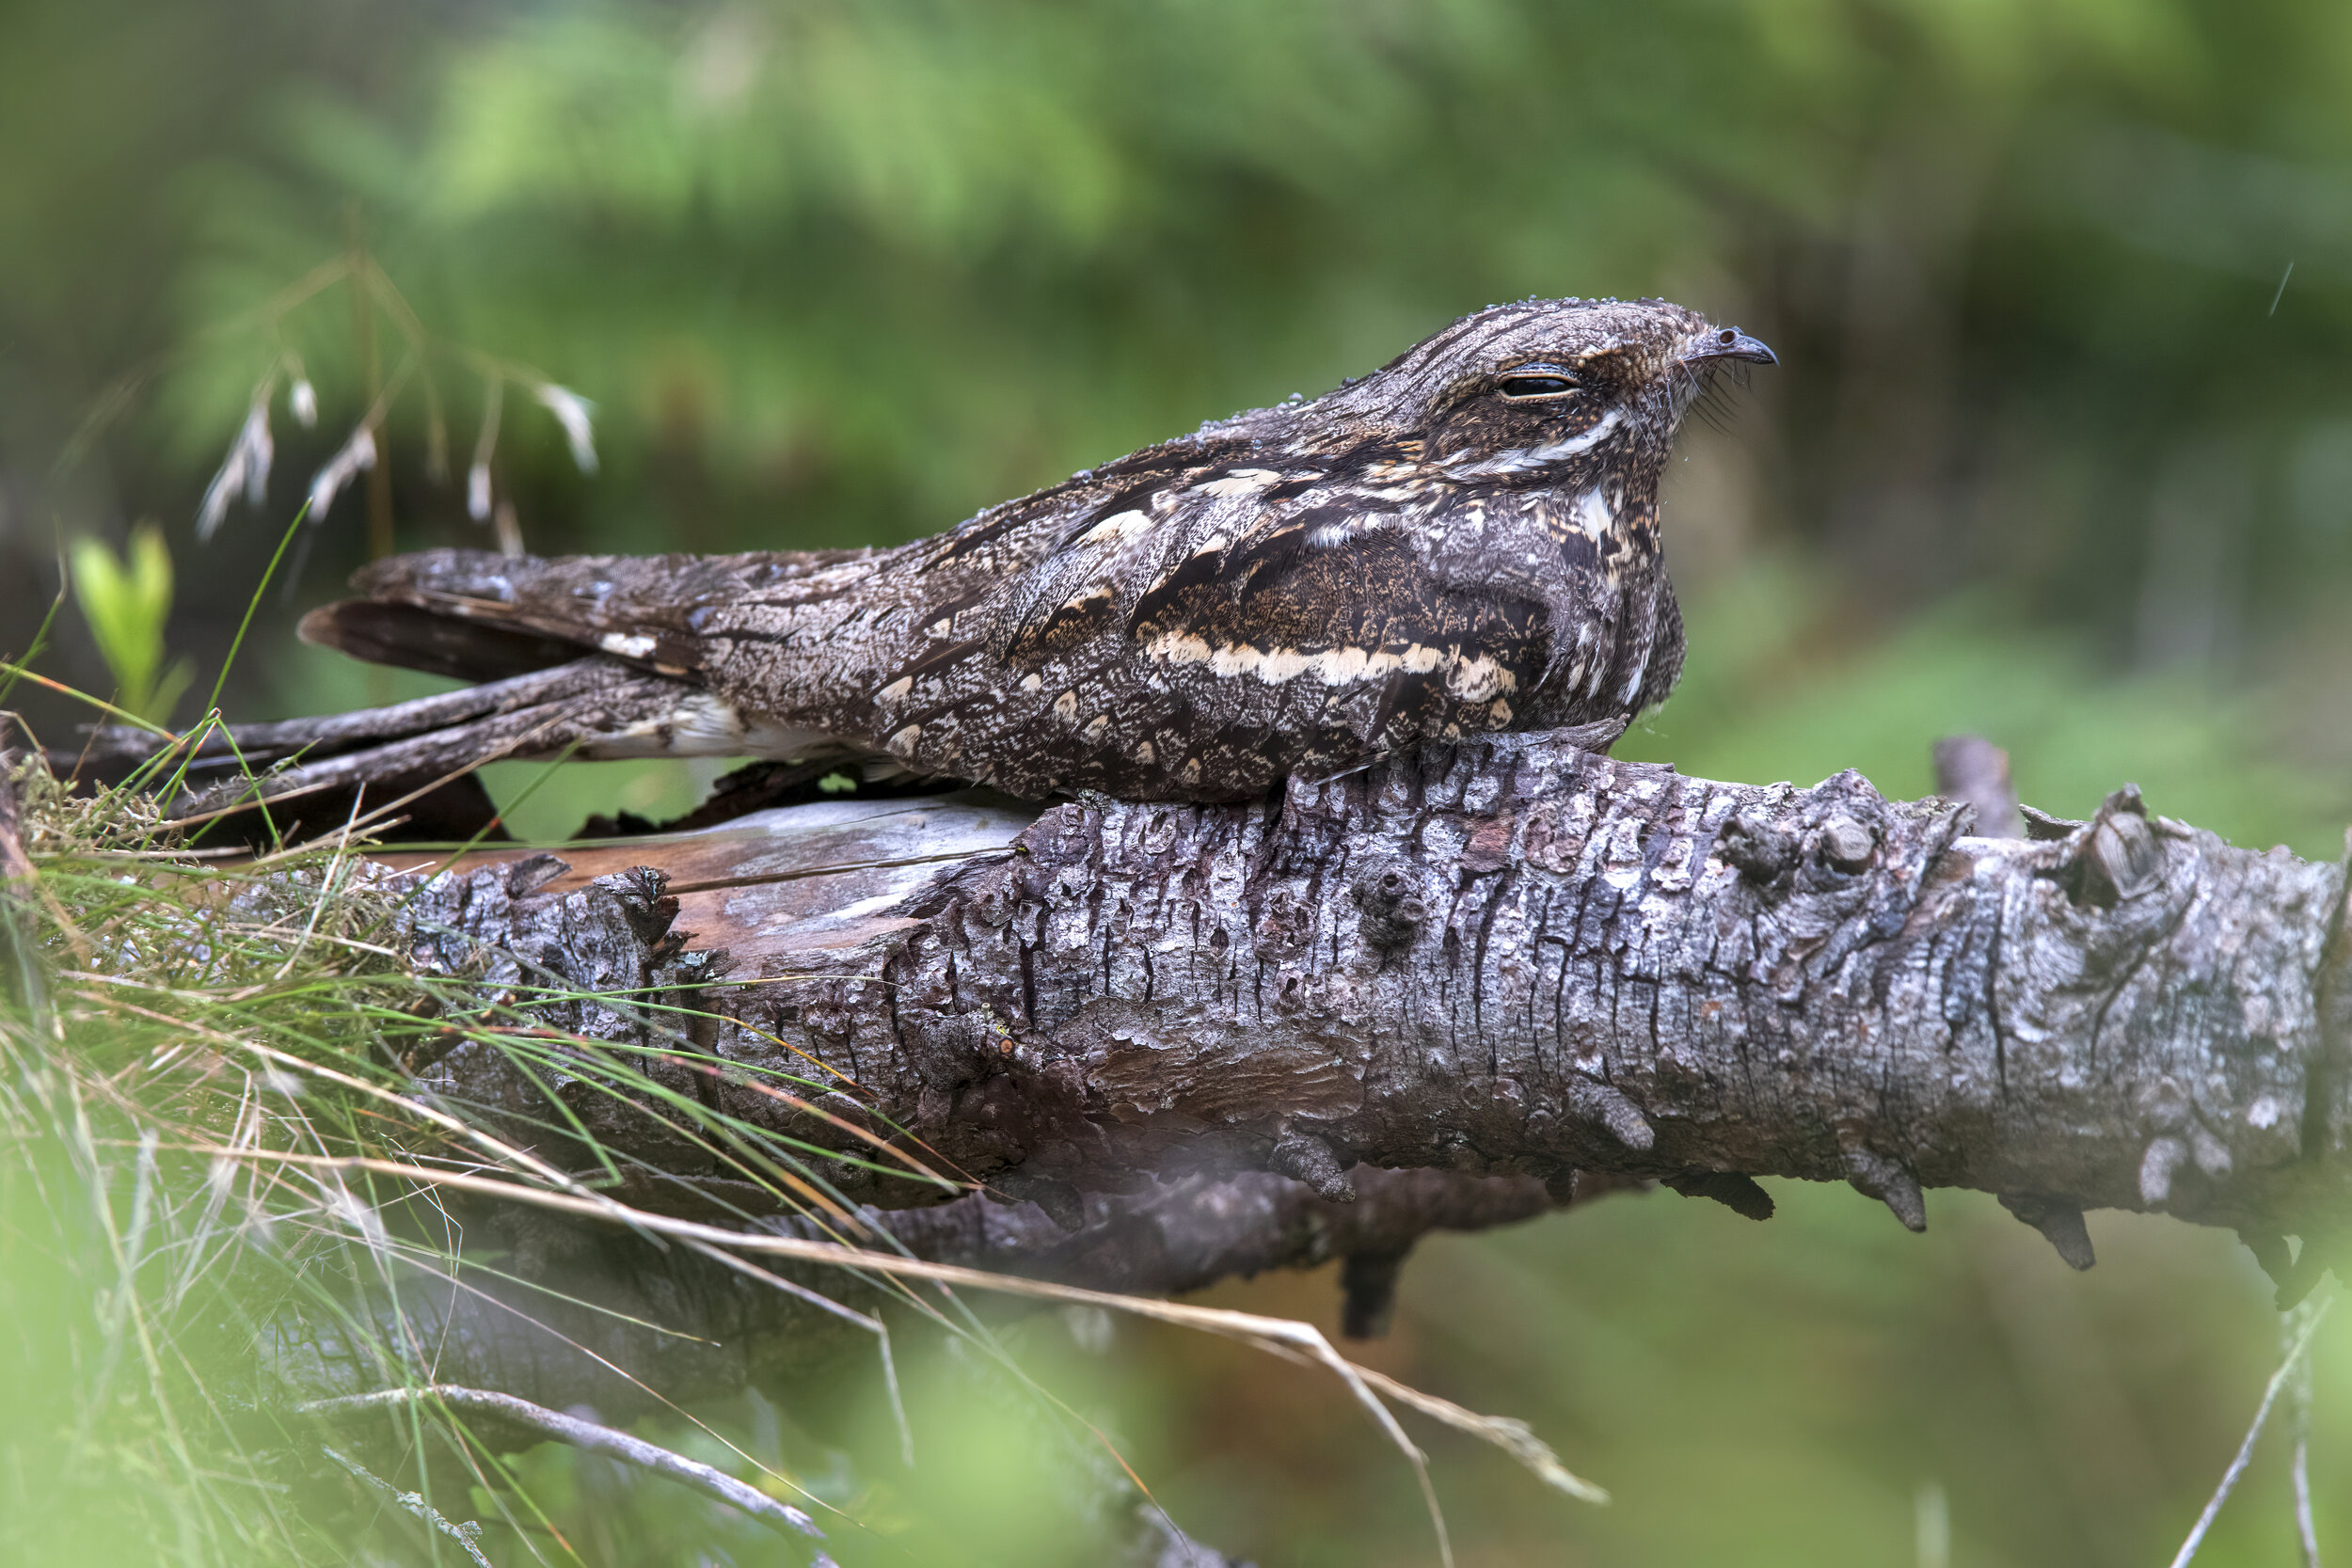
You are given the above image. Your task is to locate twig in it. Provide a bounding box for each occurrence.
[317,1442,495,1567]
[2167,1292,2333,1568]
[2287,1297,2324,1568]
[304,1387,828,1544]
[1307,1354,1607,1505]
[1931,735,2025,841]
[219,1147,1611,1568]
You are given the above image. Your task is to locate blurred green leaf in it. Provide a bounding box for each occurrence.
[71,523,193,725]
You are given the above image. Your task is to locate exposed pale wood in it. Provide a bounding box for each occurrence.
[382,791,1036,958]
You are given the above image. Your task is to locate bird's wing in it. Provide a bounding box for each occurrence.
[294,429,1260,705]
[865,445,1559,800]
[298,547,888,684]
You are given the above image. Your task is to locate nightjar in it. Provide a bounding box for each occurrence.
[149,297,1772,813]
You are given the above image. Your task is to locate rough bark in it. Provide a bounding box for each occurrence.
[252,731,2352,1565]
[397,732,2352,1291]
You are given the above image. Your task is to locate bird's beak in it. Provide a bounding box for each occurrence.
[1682,327,1777,367]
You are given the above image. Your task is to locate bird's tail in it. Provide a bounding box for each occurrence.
[50,658,711,842]
[49,545,897,841]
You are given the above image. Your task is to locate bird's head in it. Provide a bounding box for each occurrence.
[1311,296,1774,485]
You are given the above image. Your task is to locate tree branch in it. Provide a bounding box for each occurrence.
[397,733,2352,1293]
[254,733,2352,1565]
[302,1386,827,1544]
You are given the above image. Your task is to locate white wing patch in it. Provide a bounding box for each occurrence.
[1144,631,1482,689]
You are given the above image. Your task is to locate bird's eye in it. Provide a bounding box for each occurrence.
[1499,373,1577,400]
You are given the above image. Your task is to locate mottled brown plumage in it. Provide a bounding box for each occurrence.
[195,297,1774,809]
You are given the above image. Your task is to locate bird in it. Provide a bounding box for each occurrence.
[108,296,1772,823]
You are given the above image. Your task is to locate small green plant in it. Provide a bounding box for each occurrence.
[70,522,195,727]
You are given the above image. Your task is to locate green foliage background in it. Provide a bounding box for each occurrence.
[5,0,2351,1561]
